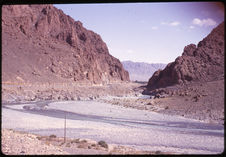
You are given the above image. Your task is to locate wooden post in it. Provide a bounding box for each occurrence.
[64,112,66,143]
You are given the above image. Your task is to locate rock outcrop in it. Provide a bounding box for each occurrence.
[147,22,224,90]
[2,5,129,84]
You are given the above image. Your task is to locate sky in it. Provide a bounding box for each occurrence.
[54,2,224,64]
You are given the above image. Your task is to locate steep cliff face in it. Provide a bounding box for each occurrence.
[147,22,224,90]
[2,5,129,84]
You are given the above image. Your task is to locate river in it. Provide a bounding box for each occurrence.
[2,100,224,154]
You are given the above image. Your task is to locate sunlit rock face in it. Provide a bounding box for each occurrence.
[147,22,224,90]
[2,5,129,84]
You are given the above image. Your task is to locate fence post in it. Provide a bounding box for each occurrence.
[64,112,66,143]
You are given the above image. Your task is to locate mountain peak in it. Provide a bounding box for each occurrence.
[147,22,224,90]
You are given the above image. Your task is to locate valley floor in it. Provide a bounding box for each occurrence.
[2,100,224,155]
[1,81,224,155]
[2,80,224,126]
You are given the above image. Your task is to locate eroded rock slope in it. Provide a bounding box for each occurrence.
[147,22,224,90]
[2,5,129,84]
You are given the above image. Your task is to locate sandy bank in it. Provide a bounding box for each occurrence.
[2,129,168,155]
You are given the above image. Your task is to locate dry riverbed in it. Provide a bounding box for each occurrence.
[1,81,224,155]
[98,80,224,125]
[2,80,223,125]
[2,100,224,155]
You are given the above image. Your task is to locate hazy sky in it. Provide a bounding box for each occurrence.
[54,2,224,64]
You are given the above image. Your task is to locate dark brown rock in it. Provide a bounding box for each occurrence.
[2,5,129,84]
[147,22,224,90]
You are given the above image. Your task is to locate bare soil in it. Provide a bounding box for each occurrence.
[2,129,172,155]
[1,82,142,103]
[98,80,224,125]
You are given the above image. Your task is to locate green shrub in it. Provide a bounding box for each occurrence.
[98,140,108,148]
[49,134,57,138]
[36,136,42,140]
[155,150,161,154]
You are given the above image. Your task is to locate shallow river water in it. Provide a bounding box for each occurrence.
[2,100,224,154]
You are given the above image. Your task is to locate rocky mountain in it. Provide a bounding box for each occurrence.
[122,61,166,82]
[147,22,224,90]
[2,5,129,85]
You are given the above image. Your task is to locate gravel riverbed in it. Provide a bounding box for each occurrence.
[2,100,224,155]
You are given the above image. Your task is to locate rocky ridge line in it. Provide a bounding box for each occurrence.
[2,5,129,84]
[147,22,224,90]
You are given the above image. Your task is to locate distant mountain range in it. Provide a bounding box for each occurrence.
[122,61,166,82]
